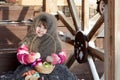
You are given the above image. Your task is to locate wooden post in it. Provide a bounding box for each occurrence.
[43,0,58,14]
[104,1,115,80]
[104,0,120,80]
[81,0,89,31]
[67,0,81,31]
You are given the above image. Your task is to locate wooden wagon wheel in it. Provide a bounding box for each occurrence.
[97,0,105,15]
[57,0,105,79]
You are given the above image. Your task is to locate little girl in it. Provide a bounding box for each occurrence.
[8,13,78,80]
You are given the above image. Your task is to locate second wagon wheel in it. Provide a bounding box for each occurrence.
[57,0,105,80]
[97,0,105,15]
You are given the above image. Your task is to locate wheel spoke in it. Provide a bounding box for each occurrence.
[88,45,104,61]
[65,52,76,68]
[67,0,81,31]
[87,15,104,42]
[57,11,76,36]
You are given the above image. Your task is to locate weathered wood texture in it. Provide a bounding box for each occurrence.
[42,0,58,14]
[57,11,76,35]
[104,0,120,80]
[87,15,104,42]
[17,0,81,6]
[0,25,28,73]
[88,46,104,61]
[82,0,89,30]
[0,6,34,21]
[0,53,20,74]
[0,25,27,48]
[67,0,81,31]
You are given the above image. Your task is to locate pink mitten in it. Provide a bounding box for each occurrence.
[58,49,67,64]
[46,53,61,65]
[46,50,67,65]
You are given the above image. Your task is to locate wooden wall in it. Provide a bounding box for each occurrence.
[0,24,28,73]
[0,5,33,73]
[0,6,34,21]
[17,0,81,6]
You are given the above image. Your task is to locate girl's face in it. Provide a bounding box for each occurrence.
[36,23,47,37]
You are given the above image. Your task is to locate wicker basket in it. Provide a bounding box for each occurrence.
[35,62,55,74]
[30,34,56,74]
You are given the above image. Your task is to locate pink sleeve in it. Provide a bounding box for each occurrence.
[17,45,29,65]
[58,50,67,64]
[50,50,67,65]
[17,45,40,65]
[17,53,29,65]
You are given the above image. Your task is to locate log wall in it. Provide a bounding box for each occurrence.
[0,24,28,73]
[0,6,34,21]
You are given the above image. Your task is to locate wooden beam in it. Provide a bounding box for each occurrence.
[104,1,115,80]
[88,46,104,61]
[0,6,34,21]
[43,0,58,14]
[0,48,17,54]
[18,0,82,6]
[67,0,81,31]
[57,11,76,35]
[87,15,104,42]
[65,52,75,68]
[81,0,89,31]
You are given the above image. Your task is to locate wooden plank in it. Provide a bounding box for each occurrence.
[17,0,81,6]
[65,52,75,68]
[18,0,43,6]
[0,48,17,54]
[0,6,34,21]
[0,52,20,73]
[104,0,120,80]
[43,0,58,14]
[0,25,27,49]
[81,0,89,31]
[104,1,115,80]
[88,46,104,61]
[57,11,76,35]
[67,0,81,31]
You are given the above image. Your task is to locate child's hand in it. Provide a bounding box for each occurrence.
[46,56,53,63]
[46,50,67,65]
[46,53,61,65]
[58,50,67,64]
[26,52,41,64]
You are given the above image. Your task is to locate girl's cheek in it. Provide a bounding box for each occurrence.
[43,29,47,34]
[35,27,41,35]
[36,27,40,32]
